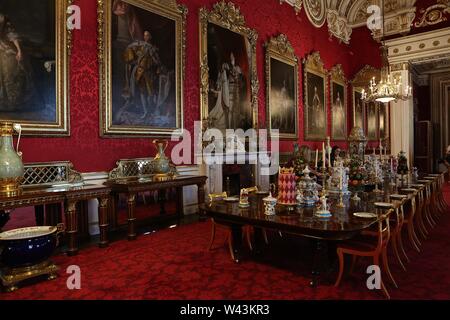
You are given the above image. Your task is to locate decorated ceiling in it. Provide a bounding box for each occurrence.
[281,0,450,44]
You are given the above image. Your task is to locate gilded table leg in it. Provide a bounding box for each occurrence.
[127,193,137,240]
[65,201,78,256]
[98,197,109,248]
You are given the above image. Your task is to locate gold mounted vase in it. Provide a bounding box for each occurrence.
[0,122,24,197]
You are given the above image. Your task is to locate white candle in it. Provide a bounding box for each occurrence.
[328,148,331,168]
[315,149,318,168]
[322,143,326,169]
[339,174,343,190]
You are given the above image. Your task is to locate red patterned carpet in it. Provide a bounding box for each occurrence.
[2,186,450,300]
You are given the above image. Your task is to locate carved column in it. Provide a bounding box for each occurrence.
[98,197,109,248]
[64,201,78,256]
[127,193,137,240]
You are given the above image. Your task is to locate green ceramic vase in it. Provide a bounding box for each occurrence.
[0,122,24,196]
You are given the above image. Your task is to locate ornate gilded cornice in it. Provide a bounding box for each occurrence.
[327,9,352,44]
[280,0,303,15]
[415,0,450,28]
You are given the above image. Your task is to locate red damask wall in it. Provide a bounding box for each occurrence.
[19,0,381,173]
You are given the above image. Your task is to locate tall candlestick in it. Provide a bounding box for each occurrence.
[315,149,318,168]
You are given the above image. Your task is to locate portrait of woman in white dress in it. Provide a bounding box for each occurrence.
[332,82,346,140]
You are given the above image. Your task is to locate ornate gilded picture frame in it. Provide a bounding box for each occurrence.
[0,0,70,136]
[265,34,298,140]
[303,51,327,141]
[330,64,347,141]
[352,87,365,132]
[199,1,259,133]
[98,0,186,137]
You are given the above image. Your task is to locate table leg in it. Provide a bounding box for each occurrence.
[231,224,243,263]
[127,194,137,240]
[65,201,78,256]
[34,205,44,226]
[310,239,329,287]
[176,187,184,225]
[98,197,109,248]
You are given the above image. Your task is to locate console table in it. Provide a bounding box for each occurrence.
[106,175,207,240]
[0,162,111,256]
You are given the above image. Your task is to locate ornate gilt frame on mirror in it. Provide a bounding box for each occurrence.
[265,34,298,140]
[97,0,186,137]
[0,0,71,135]
[303,51,328,141]
[199,1,259,134]
[329,64,347,141]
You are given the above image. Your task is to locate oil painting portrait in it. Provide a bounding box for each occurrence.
[0,0,69,135]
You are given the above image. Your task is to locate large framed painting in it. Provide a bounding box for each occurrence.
[265,34,298,140]
[199,1,258,133]
[98,0,186,136]
[0,0,70,135]
[379,102,389,139]
[352,87,365,132]
[303,52,327,140]
[366,101,378,140]
[330,65,347,140]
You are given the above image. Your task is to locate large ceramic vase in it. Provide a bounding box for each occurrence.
[152,139,170,177]
[0,122,24,197]
[0,225,64,268]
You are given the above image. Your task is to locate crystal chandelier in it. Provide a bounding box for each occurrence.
[361,45,412,103]
[361,0,412,104]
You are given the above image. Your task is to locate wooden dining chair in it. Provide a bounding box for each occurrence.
[400,188,422,252]
[388,195,409,271]
[417,180,436,229]
[334,209,394,299]
[425,176,445,220]
[207,192,233,258]
[408,184,428,241]
[207,188,259,261]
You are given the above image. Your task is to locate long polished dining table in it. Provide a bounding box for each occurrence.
[202,179,419,287]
